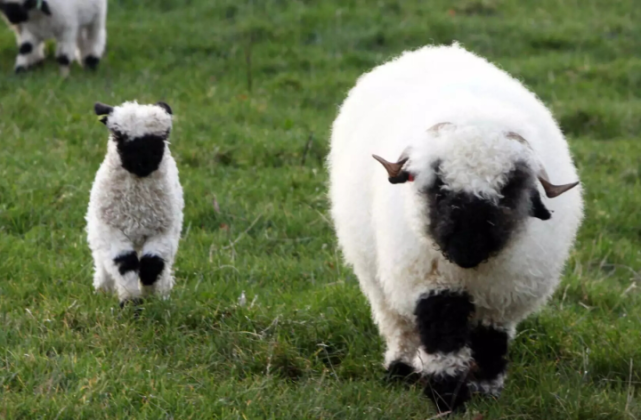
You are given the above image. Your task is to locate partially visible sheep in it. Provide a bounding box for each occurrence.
[86,100,184,306]
[328,43,583,413]
[0,0,107,75]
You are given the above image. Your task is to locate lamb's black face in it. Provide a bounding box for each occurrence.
[1,3,29,24]
[113,130,168,178]
[426,162,550,269]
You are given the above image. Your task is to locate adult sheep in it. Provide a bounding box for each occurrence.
[328,43,583,413]
[0,0,107,75]
[86,100,183,307]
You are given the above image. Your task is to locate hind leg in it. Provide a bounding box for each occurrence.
[79,18,106,70]
[92,256,115,293]
[353,265,420,380]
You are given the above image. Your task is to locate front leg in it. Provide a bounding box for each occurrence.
[140,232,178,298]
[55,27,78,77]
[414,289,475,413]
[468,322,511,396]
[14,30,42,73]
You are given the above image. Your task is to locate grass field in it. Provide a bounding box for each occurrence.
[1,0,641,418]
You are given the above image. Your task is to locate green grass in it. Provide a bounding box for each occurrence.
[1,0,641,418]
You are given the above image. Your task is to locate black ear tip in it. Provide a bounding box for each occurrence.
[94,102,114,116]
[156,101,172,115]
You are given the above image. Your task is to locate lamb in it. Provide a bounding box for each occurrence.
[0,0,107,75]
[86,100,184,307]
[328,43,584,413]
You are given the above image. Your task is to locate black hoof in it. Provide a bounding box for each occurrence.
[385,360,421,385]
[119,297,143,309]
[424,374,470,414]
[84,55,100,70]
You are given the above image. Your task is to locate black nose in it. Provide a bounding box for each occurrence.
[445,240,490,269]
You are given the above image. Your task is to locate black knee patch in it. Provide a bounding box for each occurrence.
[84,55,100,70]
[19,42,33,55]
[470,324,509,381]
[385,360,421,384]
[56,55,70,66]
[415,290,474,354]
[139,254,164,286]
[425,373,470,413]
[14,65,26,74]
[113,251,139,275]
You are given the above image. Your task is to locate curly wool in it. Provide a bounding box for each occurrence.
[86,101,184,302]
[328,43,584,389]
[2,0,107,73]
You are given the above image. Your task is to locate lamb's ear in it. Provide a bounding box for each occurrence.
[94,102,114,125]
[529,189,551,220]
[372,154,413,184]
[40,0,52,16]
[156,101,172,115]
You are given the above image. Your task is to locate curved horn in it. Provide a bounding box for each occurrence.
[372,154,410,184]
[506,131,579,198]
[537,177,579,198]
[428,122,454,134]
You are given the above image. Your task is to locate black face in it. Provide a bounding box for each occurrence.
[426,162,549,269]
[112,130,168,177]
[1,3,29,24]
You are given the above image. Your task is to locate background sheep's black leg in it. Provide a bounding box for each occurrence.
[468,323,510,396]
[415,290,474,413]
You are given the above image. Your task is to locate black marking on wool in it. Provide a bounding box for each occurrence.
[112,130,168,177]
[470,324,509,382]
[425,373,471,413]
[426,161,539,269]
[385,360,421,384]
[415,290,474,354]
[56,55,70,66]
[113,251,139,275]
[155,101,173,115]
[84,55,100,70]
[19,42,32,55]
[139,254,165,286]
[529,189,551,220]
[1,3,29,24]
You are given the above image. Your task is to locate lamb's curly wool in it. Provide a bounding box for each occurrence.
[0,0,107,74]
[328,43,583,412]
[86,101,184,305]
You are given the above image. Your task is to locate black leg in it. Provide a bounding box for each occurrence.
[415,290,475,413]
[385,360,421,385]
[469,323,509,396]
[139,254,165,286]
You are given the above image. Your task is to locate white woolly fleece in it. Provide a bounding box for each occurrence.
[4,0,107,72]
[86,101,184,302]
[107,101,173,139]
[328,43,584,380]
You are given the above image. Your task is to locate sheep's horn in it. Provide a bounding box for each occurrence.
[428,122,454,134]
[506,131,579,198]
[372,154,409,183]
[537,177,579,198]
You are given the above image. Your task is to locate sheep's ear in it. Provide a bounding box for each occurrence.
[94,102,114,125]
[156,101,172,115]
[529,189,551,220]
[40,1,52,16]
[372,154,412,184]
